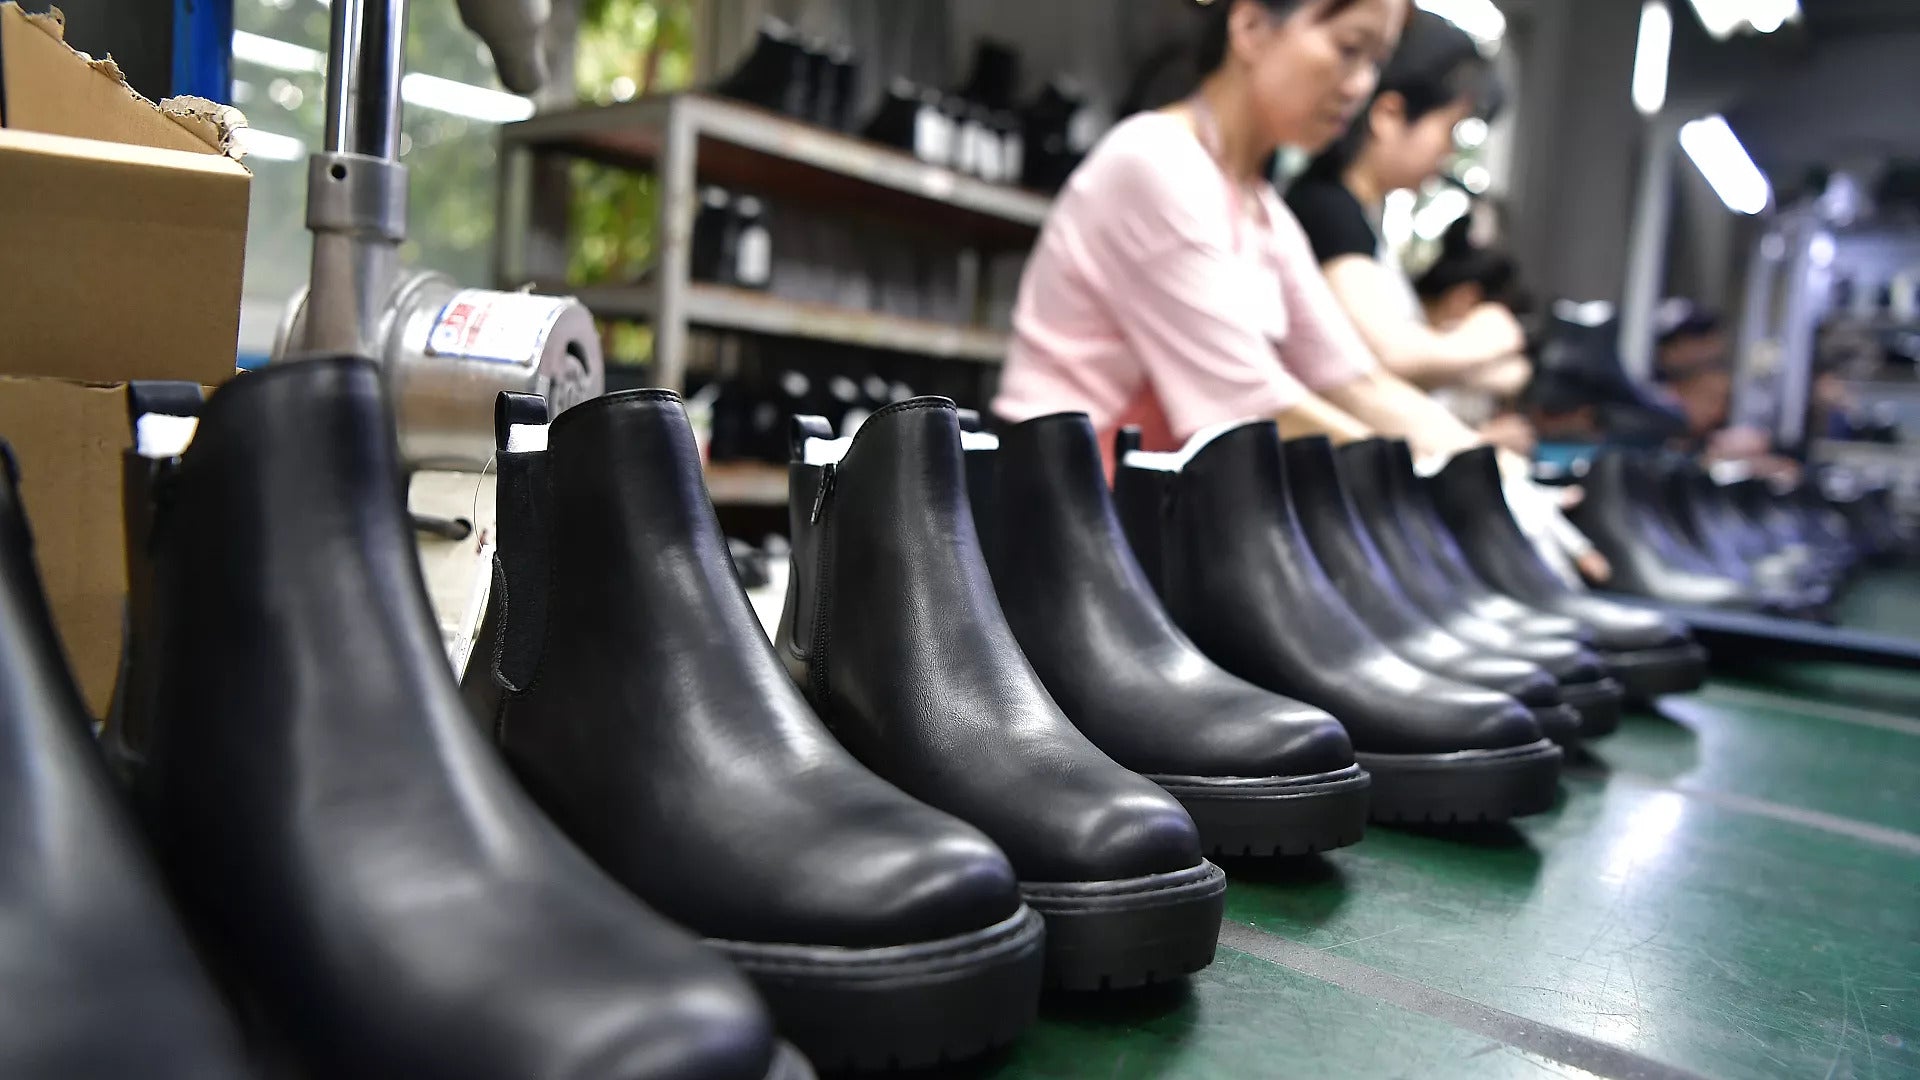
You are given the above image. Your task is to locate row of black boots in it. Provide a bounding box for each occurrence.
[1567,451,1915,619]
[0,359,1709,1078]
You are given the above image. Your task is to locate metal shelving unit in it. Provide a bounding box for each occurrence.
[542,282,1011,364]
[494,91,1050,393]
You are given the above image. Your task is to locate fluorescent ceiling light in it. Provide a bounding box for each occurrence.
[236,127,307,161]
[1680,114,1771,215]
[229,32,534,123]
[401,73,535,123]
[232,29,323,73]
[1414,0,1506,45]
[1632,1,1672,116]
[1684,0,1800,39]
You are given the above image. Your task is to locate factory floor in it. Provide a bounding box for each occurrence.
[978,569,1920,1080]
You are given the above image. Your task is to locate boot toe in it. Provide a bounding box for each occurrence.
[552,970,778,1080]
[1233,705,1354,778]
[1463,697,1546,752]
[1454,657,1559,706]
[1044,784,1204,884]
[828,826,1024,946]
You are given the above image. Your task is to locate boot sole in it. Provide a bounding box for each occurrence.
[1020,861,1227,992]
[1357,739,1563,825]
[711,906,1044,1073]
[1604,643,1709,699]
[1151,765,1370,857]
[1559,678,1625,738]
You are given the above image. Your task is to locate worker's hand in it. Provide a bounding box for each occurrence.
[1467,355,1535,400]
[456,0,551,95]
[1461,303,1527,358]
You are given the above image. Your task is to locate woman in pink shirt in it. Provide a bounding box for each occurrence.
[995,0,1490,470]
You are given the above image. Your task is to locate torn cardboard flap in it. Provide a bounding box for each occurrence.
[0,1,249,387]
[0,3,244,158]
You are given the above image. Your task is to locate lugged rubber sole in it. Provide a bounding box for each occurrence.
[1151,765,1371,857]
[712,906,1044,1073]
[1020,862,1226,992]
[1357,739,1563,825]
[1559,677,1625,738]
[1604,643,1709,699]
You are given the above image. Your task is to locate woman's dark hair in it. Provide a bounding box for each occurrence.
[1195,0,1370,75]
[1302,9,1502,179]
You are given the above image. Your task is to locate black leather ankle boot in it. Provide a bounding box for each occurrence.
[778,399,1225,991]
[1113,422,1561,825]
[0,440,254,1080]
[117,360,808,1080]
[1566,452,1757,609]
[463,390,1044,1070]
[1432,447,1707,699]
[1336,440,1624,740]
[963,413,1369,857]
[1279,436,1581,745]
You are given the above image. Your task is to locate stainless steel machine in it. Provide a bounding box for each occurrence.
[272,0,602,473]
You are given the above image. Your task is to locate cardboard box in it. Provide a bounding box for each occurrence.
[0,3,252,712]
[0,375,129,715]
[0,2,250,387]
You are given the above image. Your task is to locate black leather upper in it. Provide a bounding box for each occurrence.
[0,443,255,1080]
[1336,440,1607,684]
[1281,436,1561,707]
[464,390,1022,949]
[1372,441,1590,643]
[778,398,1203,884]
[1568,452,1756,608]
[1432,447,1689,654]
[1114,421,1540,756]
[121,359,779,1080]
[966,413,1353,780]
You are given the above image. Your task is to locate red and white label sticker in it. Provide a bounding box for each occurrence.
[427,289,569,366]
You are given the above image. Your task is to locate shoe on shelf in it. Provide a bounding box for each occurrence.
[113,359,808,1080]
[1113,421,1562,827]
[714,17,813,118]
[463,390,1044,1072]
[964,413,1371,857]
[778,399,1226,992]
[0,435,255,1080]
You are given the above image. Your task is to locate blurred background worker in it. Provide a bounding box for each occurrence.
[1286,10,1531,447]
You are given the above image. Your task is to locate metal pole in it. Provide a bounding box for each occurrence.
[651,97,699,392]
[1620,121,1676,383]
[299,0,411,360]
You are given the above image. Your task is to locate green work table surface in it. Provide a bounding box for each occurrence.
[956,576,1920,1080]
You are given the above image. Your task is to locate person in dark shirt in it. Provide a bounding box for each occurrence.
[1285,12,1528,415]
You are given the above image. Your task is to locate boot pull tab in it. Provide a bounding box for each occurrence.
[790,414,835,462]
[1115,425,1143,462]
[126,382,204,461]
[495,392,550,455]
[955,408,983,434]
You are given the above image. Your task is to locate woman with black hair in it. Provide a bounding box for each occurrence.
[1286,11,1531,422]
[992,0,1503,467]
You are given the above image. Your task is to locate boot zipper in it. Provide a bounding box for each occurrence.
[807,463,836,710]
[809,462,836,524]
